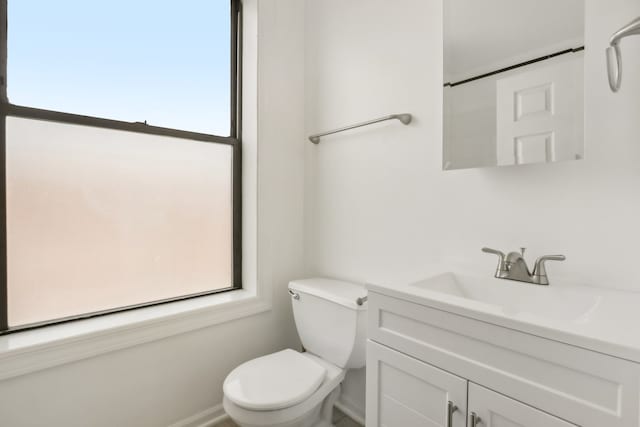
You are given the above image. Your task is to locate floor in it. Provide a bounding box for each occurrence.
[215,407,363,427]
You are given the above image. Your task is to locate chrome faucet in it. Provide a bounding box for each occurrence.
[482,247,565,286]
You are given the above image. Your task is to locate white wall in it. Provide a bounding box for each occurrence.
[0,1,306,426]
[305,0,640,417]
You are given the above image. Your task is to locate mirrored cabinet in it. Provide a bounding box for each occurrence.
[443,0,585,170]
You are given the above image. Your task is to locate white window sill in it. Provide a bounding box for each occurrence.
[0,289,271,381]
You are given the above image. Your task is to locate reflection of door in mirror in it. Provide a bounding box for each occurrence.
[443,0,585,171]
[496,54,584,166]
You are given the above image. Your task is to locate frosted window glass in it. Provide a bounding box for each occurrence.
[6,117,233,327]
[7,0,231,136]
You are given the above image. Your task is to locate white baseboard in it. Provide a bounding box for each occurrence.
[168,403,228,427]
[170,398,364,427]
[335,397,365,426]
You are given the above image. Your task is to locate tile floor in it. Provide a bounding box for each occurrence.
[215,407,363,427]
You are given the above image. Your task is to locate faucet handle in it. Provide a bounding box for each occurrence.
[482,247,507,275]
[533,255,566,285]
[482,247,505,257]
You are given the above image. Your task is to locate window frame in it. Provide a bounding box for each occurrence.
[0,0,243,334]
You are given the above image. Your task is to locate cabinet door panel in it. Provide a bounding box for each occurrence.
[366,340,467,427]
[468,383,575,427]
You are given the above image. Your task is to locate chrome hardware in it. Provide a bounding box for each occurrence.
[447,401,458,427]
[482,247,506,276]
[288,289,300,300]
[308,113,412,144]
[482,247,565,286]
[470,412,481,426]
[607,17,640,92]
[504,249,532,283]
[532,255,567,286]
[356,296,368,306]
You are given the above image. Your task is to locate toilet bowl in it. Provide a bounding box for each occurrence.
[224,350,344,427]
[222,278,367,427]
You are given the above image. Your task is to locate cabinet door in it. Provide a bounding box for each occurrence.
[468,383,575,427]
[366,340,467,427]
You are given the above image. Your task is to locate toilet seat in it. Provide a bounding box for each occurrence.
[223,352,346,427]
[224,349,327,411]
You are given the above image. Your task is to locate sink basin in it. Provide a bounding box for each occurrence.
[410,272,602,323]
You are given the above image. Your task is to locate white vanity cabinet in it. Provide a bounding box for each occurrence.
[365,291,640,427]
[367,341,573,427]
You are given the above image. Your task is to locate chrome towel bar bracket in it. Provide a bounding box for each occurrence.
[308,113,412,144]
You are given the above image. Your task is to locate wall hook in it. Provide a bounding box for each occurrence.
[607,17,640,92]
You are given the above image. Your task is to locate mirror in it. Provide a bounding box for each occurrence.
[443,0,585,170]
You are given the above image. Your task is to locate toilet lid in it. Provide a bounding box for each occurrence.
[223,349,327,411]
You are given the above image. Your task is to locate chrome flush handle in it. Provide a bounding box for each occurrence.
[288,289,300,300]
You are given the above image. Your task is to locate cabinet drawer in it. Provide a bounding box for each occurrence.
[368,292,640,427]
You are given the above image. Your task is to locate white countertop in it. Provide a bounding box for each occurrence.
[367,268,640,364]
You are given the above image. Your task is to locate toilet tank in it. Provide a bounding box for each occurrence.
[288,278,367,369]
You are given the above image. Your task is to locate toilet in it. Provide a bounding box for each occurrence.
[223,278,367,427]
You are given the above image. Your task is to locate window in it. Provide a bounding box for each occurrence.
[0,0,242,333]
